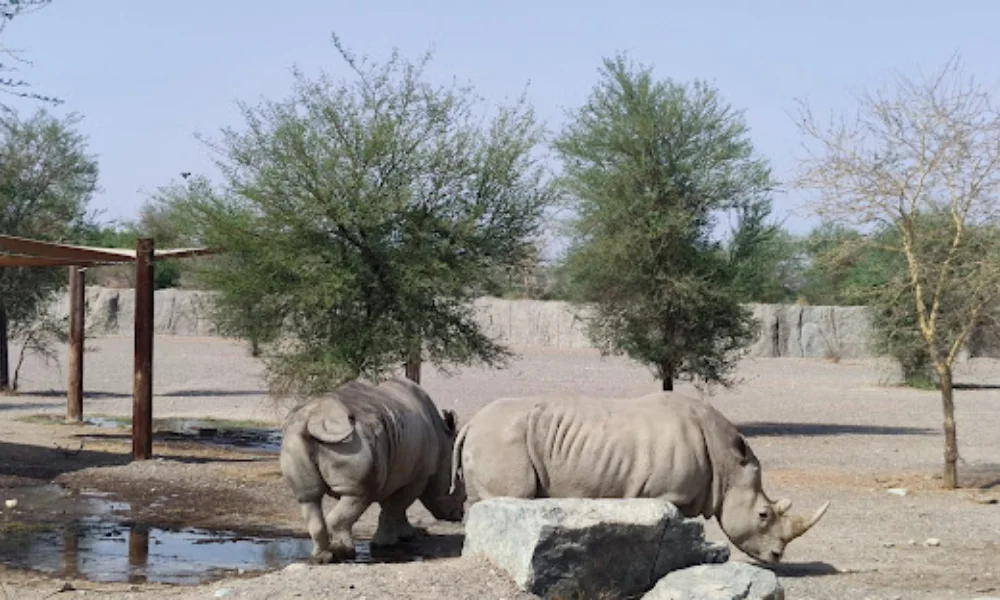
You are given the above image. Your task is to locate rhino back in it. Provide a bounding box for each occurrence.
[287,378,448,501]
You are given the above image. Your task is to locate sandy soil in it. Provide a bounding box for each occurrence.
[0,335,998,599]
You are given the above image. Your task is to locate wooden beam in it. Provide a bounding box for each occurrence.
[0,234,136,263]
[67,266,85,423]
[0,256,109,268]
[154,247,217,260]
[132,238,155,460]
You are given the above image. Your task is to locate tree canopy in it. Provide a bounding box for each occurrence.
[0,108,98,390]
[179,37,557,398]
[0,1,60,107]
[554,54,778,391]
[795,55,1000,488]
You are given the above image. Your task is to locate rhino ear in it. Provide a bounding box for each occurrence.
[442,409,458,435]
[733,435,751,466]
[774,498,792,515]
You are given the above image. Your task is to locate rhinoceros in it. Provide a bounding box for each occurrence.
[280,376,465,563]
[450,391,829,564]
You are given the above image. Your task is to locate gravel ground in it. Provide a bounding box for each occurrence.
[0,335,998,599]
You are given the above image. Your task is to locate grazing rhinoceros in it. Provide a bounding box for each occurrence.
[450,391,829,564]
[280,377,465,563]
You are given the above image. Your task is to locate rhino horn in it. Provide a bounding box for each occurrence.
[785,501,830,541]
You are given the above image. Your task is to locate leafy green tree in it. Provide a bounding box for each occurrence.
[724,200,800,303]
[795,56,1000,488]
[179,37,556,398]
[1,1,60,106]
[554,54,776,391]
[0,109,98,390]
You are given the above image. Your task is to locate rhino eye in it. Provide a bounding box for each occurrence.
[758,510,769,521]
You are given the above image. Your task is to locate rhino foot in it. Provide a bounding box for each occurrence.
[311,543,356,564]
[309,550,336,565]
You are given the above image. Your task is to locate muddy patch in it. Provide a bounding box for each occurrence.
[81,416,282,454]
[0,483,452,585]
[0,484,311,584]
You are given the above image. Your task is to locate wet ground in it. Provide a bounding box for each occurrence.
[80,416,282,454]
[0,481,432,586]
[0,483,314,584]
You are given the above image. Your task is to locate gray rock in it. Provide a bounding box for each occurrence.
[462,498,729,599]
[642,562,784,600]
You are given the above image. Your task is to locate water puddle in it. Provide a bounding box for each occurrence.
[0,484,429,585]
[0,485,310,584]
[82,417,281,454]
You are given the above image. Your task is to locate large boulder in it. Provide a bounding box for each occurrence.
[642,562,784,600]
[461,498,729,599]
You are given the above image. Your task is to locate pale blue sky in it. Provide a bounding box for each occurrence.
[5,1,999,249]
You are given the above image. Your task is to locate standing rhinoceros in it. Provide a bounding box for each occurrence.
[280,376,465,563]
[450,391,829,564]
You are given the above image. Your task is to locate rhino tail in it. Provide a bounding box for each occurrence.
[305,399,356,444]
[449,421,471,494]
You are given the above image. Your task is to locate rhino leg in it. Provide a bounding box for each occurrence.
[298,500,336,564]
[323,494,371,560]
[372,478,428,546]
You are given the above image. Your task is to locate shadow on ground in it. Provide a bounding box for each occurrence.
[767,561,840,578]
[952,382,1000,390]
[24,389,267,399]
[370,532,465,562]
[0,402,57,412]
[0,439,263,481]
[738,422,934,437]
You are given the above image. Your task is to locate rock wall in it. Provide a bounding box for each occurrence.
[41,286,1000,359]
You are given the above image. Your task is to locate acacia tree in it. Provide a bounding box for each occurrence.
[0,109,98,391]
[181,37,556,398]
[795,56,1000,489]
[555,54,777,391]
[1,0,60,106]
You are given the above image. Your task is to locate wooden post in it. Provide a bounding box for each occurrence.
[67,266,85,422]
[132,238,154,461]
[0,306,9,391]
[127,523,150,584]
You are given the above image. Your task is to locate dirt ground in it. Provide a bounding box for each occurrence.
[0,335,998,599]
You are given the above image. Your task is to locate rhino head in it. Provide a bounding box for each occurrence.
[717,435,830,564]
[418,409,466,522]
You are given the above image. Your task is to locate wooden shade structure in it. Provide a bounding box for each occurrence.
[0,233,215,460]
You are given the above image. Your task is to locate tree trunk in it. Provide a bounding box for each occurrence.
[0,306,9,392]
[938,365,958,489]
[404,358,421,384]
[404,344,421,384]
[660,361,673,391]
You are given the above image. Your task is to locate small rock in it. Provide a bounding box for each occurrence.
[974,496,998,505]
[923,538,941,547]
[283,562,308,572]
[4,498,18,509]
[882,542,895,548]
[642,562,783,600]
[907,539,917,546]
[214,589,233,598]
[886,488,908,497]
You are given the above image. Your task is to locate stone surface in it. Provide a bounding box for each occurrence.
[39,286,1000,358]
[461,498,729,599]
[642,562,784,600]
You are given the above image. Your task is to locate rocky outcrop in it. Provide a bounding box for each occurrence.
[746,303,874,359]
[641,562,785,600]
[47,286,219,337]
[461,497,729,599]
[41,286,1000,358]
